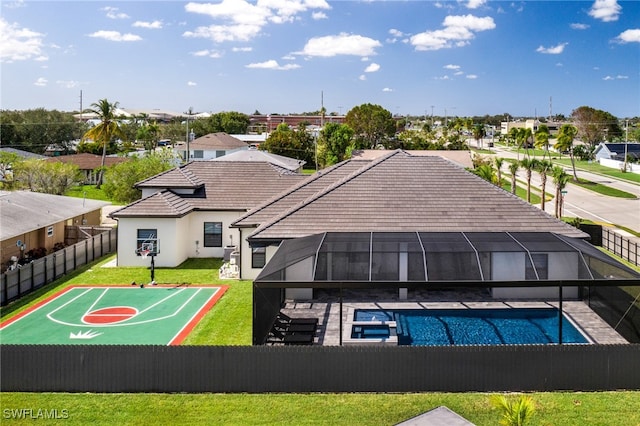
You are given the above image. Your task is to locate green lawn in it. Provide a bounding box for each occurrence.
[2,255,640,425]
[2,390,639,425]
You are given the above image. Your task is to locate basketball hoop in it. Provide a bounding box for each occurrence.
[140,250,150,259]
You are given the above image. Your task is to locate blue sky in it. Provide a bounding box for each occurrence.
[1,0,638,118]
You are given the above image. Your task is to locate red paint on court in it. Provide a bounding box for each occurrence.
[83,306,138,324]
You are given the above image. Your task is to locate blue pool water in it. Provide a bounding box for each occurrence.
[353,308,588,346]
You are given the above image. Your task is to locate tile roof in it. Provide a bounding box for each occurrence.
[136,165,205,189]
[232,159,370,228]
[212,149,306,171]
[44,153,128,169]
[188,132,248,150]
[0,190,110,240]
[246,150,588,241]
[110,161,306,218]
[109,190,193,218]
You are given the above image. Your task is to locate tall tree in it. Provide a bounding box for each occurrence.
[13,159,82,195]
[520,158,537,203]
[103,151,177,203]
[552,166,570,218]
[473,123,486,149]
[554,124,579,181]
[571,106,622,146]
[534,124,551,160]
[318,122,354,167]
[494,157,504,189]
[344,103,396,149]
[516,127,533,160]
[83,99,126,188]
[508,161,519,195]
[535,160,553,212]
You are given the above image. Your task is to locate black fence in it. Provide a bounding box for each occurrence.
[602,227,639,267]
[0,229,117,306]
[1,344,639,393]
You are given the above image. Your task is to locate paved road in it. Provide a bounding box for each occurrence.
[482,143,640,233]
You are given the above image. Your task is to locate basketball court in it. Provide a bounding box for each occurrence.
[0,285,228,345]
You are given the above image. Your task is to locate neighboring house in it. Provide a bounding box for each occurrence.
[211,149,306,173]
[0,147,46,160]
[0,147,46,183]
[44,153,129,185]
[175,133,249,161]
[0,190,110,271]
[594,142,640,162]
[108,161,306,268]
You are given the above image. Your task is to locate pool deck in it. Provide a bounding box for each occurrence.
[281,289,628,346]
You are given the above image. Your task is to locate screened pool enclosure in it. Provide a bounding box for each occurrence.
[256,232,637,284]
[253,232,640,345]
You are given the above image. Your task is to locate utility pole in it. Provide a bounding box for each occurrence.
[185,107,192,163]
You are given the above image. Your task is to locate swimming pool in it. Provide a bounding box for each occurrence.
[353,308,589,346]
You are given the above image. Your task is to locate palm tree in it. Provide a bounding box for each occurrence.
[520,158,537,203]
[554,124,579,181]
[494,157,505,189]
[473,123,486,149]
[536,160,553,212]
[534,124,551,160]
[552,165,570,218]
[516,127,533,160]
[508,161,519,195]
[474,163,497,185]
[83,99,125,188]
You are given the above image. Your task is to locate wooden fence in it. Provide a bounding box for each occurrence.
[1,344,638,393]
[0,229,117,306]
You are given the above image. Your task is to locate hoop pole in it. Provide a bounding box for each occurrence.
[150,255,155,283]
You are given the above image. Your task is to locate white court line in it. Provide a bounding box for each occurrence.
[46,287,213,328]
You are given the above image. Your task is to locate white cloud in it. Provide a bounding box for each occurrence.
[382,87,393,92]
[387,28,404,43]
[536,42,568,54]
[191,49,223,58]
[187,81,197,86]
[34,77,47,87]
[246,59,300,70]
[588,0,621,22]
[296,33,381,57]
[232,47,252,52]
[312,12,327,20]
[364,63,380,73]
[466,0,486,9]
[88,31,142,42]
[359,75,366,81]
[410,14,495,51]
[603,75,628,80]
[570,23,589,30]
[56,80,80,89]
[466,74,478,79]
[615,29,640,43]
[133,20,163,29]
[184,0,330,43]
[444,64,460,70]
[101,6,129,20]
[0,17,44,62]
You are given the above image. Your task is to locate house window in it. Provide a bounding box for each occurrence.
[193,150,204,159]
[204,222,223,247]
[252,247,266,268]
[47,226,54,237]
[137,229,158,254]
[216,150,225,158]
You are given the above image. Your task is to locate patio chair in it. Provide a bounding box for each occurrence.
[273,317,317,333]
[266,327,314,345]
[277,312,319,326]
